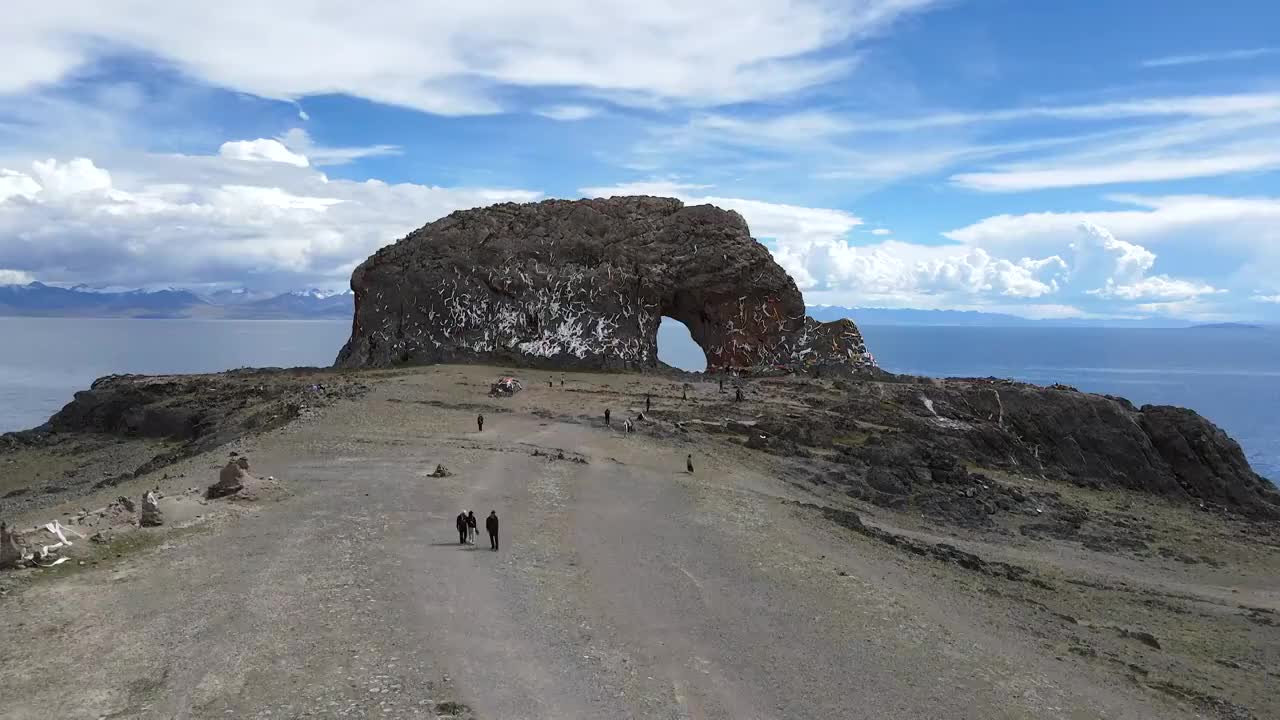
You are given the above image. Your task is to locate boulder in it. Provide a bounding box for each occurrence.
[335,197,874,374]
[1,522,26,568]
[207,457,251,499]
[140,491,163,527]
[429,464,453,478]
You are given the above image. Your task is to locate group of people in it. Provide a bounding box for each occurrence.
[456,509,500,550]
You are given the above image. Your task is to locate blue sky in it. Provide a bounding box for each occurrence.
[1,1,1279,320]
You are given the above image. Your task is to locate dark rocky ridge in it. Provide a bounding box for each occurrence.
[751,374,1280,519]
[336,196,873,373]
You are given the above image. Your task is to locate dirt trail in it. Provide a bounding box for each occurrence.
[0,367,1259,719]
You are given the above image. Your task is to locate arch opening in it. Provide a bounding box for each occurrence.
[656,316,707,372]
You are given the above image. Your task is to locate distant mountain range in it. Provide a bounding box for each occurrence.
[0,282,353,319]
[2,285,1265,328]
[806,306,1197,328]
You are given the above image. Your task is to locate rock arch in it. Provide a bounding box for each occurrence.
[335,196,874,374]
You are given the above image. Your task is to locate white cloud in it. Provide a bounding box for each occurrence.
[3,1,942,114]
[952,151,1280,192]
[1090,276,1223,301]
[0,151,542,289]
[1253,294,1280,304]
[1142,48,1279,68]
[0,268,34,285]
[219,139,310,167]
[276,129,400,166]
[870,228,891,236]
[535,105,601,121]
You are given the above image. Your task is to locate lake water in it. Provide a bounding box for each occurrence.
[3,317,1277,481]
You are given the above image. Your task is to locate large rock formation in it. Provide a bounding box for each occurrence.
[335,197,873,373]
[754,375,1280,519]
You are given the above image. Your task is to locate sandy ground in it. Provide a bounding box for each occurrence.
[1,365,1276,719]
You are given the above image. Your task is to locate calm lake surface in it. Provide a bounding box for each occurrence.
[3,317,1277,481]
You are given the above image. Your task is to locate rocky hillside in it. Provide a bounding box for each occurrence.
[336,196,873,373]
[739,373,1280,519]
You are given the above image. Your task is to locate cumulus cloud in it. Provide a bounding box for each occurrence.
[0,150,541,289]
[2,1,942,114]
[870,228,891,236]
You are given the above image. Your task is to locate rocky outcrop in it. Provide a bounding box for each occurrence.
[335,196,873,373]
[139,491,163,527]
[208,457,252,499]
[757,375,1280,519]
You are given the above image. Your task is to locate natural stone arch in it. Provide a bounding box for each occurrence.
[335,196,874,374]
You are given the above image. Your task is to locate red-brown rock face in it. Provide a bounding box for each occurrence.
[335,196,874,373]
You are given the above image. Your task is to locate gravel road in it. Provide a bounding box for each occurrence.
[0,369,1206,719]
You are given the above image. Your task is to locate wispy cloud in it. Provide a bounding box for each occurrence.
[1142,47,1279,68]
[2,0,945,114]
[952,151,1280,192]
[535,105,602,121]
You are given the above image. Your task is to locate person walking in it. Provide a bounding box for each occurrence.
[645,394,651,412]
[456,512,468,544]
[719,377,724,392]
[476,413,484,432]
[466,510,478,543]
[604,408,611,427]
[686,454,694,473]
[486,510,500,551]
[735,387,743,402]
[682,386,687,400]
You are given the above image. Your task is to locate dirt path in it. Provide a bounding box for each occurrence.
[0,370,1213,719]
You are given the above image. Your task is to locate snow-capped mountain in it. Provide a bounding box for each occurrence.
[0,282,207,317]
[206,287,277,305]
[0,282,353,319]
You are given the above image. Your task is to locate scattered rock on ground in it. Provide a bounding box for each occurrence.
[207,457,252,499]
[1,522,26,568]
[140,491,163,527]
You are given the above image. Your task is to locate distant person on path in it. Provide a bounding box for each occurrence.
[456,512,468,544]
[687,454,694,473]
[604,408,611,427]
[682,386,687,400]
[486,510,500,551]
[645,395,651,412]
[466,510,478,543]
[735,387,743,402]
[477,413,484,432]
[719,377,724,392]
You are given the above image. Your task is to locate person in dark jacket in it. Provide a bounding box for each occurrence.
[476,413,484,432]
[645,394,651,412]
[604,408,611,427]
[686,454,694,473]
[486,510,500,551]
[466,510,478,543]
[456,512,468,544]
